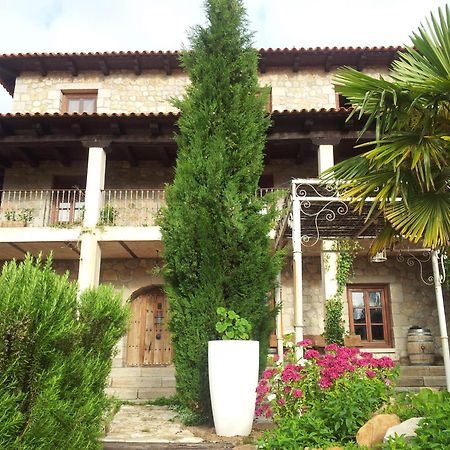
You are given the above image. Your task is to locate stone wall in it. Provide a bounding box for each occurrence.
[12,70,189,114]
[6,254,450,365]
[12,67,388,114]
[2,160,174,190]
[279,253,450,361]
[2,157,315,192]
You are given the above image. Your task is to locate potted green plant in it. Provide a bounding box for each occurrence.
[98,204,118,226]
[208,307,259,437]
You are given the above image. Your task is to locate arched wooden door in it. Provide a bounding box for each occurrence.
[126,288,172,366]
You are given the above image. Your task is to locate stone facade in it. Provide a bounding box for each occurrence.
[12,67,388,114]
[279,253,448,361]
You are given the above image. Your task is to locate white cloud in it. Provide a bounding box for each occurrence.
[0,0,446,112]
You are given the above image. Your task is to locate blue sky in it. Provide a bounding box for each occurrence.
[0,0,446,112]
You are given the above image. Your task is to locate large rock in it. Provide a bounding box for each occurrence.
[384,417,423,443]
[356,414,401,448]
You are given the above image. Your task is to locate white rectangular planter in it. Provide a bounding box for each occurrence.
[208,340,259,436]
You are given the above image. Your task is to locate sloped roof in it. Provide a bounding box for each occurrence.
[0,46,402,95]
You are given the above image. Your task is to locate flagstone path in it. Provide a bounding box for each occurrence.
[102,405,259,449]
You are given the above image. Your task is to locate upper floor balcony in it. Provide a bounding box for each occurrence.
[0,188,166,228]
[0,188,281,229]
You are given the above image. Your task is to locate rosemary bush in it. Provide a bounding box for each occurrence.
[0,256,129,449]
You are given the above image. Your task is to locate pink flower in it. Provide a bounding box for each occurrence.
[284,386,291,394]
[319,377,332,389]
[277,398,286,406]
[293,388,303,398]
[262,369,275,379]
[297,339,313,347]
[304,349,320,360]
[281,364,301,382]
[385,379,392,386]
[272,354,280,362]
[366,370,377,378]
[325,343,338,352]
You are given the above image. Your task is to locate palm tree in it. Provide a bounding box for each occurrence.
[322,6,450,252]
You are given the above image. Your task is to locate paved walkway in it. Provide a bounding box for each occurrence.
[102,405,255,449]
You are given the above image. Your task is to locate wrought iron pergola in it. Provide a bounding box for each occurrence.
[273,178,450,391]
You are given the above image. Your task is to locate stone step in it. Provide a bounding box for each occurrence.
[106,386,176,401]
[110,366,176,378]
[399,365,445,377]
[111,376,176,389]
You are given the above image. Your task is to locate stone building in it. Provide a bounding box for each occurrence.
[0,47,447,399]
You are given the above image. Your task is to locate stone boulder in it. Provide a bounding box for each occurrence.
[384,417,423,443]
[356,414,401,448]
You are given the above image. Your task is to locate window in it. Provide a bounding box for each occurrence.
[347,285,392,347]
[51,175,86,224]
[62,91,97,113]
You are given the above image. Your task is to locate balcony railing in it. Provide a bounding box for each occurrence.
[0,188,287,228]
[100,189,166,226]
[0,189,85,227]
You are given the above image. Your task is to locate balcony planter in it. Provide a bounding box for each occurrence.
[208,339,259,436]
[344,333,362,347]
[0,221,25,228]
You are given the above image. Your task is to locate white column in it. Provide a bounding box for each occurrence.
[317,144,339,322]
[275,272,284,362]
[83,146,106,227]
[321,240,338,300]
[78,144,107,291]
[317,144,335,175]
[431,250,450,391]
[78,235,102,291]
[292,181,304,359]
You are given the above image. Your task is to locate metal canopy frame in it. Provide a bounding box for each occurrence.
[274,179,450,390]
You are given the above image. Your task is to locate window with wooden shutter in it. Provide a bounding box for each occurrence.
[61,91,97,113]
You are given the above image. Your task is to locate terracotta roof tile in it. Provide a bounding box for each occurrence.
[0,108,354,121]
[0,46,402,96]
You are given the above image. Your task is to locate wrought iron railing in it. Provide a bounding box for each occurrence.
[100,189,166,226]
[0,189,85,227]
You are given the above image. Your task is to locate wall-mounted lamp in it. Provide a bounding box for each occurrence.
[370,249,387,263]
[155,304,164,325]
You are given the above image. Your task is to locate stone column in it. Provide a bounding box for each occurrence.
[77,140,109,291]
[315,139,340,325]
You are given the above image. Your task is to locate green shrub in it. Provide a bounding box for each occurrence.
[0,256,129,449]
[258,414,336,449]
[383,389,450,449]
[158,0,283,419]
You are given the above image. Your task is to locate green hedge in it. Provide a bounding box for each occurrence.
[0,256,129,449]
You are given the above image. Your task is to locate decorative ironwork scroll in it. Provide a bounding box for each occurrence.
[294,181,349,247]
[396,250,446,286]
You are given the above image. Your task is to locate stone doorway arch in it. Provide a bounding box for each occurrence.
[126,286,172,366]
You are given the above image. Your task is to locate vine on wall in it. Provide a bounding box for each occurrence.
[323,240,360,345]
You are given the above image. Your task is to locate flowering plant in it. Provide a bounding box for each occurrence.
[256,340,399,443]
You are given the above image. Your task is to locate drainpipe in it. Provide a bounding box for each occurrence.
[431,250,450,391]
[291,181,304,359]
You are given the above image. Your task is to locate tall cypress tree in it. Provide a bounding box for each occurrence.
[159,0,283,418]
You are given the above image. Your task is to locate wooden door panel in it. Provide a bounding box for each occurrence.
[126,297,142,366]
[127,289,172,366]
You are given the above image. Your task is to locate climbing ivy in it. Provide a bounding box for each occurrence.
[323,240,360,345]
